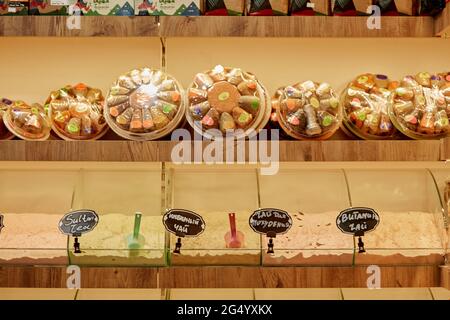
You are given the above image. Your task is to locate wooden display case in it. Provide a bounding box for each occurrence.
[0,12,449,292]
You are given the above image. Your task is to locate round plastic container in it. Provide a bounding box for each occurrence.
[186,65,271,140]
[0,98,14,140]
[46,83,108,141]
[274,81,342,140]
[388,72,450,140]
[3,100,51,141]
[104,68,186,141]
[341,73,398,140]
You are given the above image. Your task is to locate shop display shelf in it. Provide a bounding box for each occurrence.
[0,139,446,162]
[0,16,439,38]
[0,162,166,267]
[165,165,261,266]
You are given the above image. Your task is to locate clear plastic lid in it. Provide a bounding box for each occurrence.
[46,83,108,141]
[389,72,450,140]
[3,100,51,141]
[274,81,342,140]
[186,65,271,140]
[104,68,186,141]
[0,99,14,140]
[341,73,398,140]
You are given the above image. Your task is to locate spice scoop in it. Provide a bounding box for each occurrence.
[126,212,145,257]
[224,213,245,249]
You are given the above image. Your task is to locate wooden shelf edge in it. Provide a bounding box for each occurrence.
[160,16,434,37]
[441,137,450,161]
[0,16,160,37]
[435,5,450,37]
[0,16,435,37]
[0,139,444,162]
[0,265,442,288]
[441,265,450,290]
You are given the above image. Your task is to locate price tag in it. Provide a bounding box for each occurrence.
[51,0,70,5]
[336,207,380,253]
[163,209,205,254]
[249,208,292,254]
[58,209,99,254]
[58,209,99,236]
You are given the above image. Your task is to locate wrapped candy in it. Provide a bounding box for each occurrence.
[219,112,236,133]
[46,83,108,140]
[105,68,186,141]
[232,107,253,128]
[342,73,397,140]
[389,72,450,139]
[188,88,208,105]
[186,65,270,140]
[0,99,14,140]
[201,108,220,129]
[275,80,341,140]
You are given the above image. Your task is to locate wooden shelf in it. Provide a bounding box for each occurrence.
[441,266,450,290]
[0,139,445,162]
[441,137,450,160]
[0,265,441,289]
[0,16,436,37]
[0,16,159,37]
[435,4,450,37]
[160,16,434,37]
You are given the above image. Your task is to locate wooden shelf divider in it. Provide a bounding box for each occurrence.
[0,139,445,162]
[0,16,436,38]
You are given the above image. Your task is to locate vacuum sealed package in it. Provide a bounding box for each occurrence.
[136,0,201,16]
[418,0,446,15]
[204,0,245,15]
[273,81,341,140]
[0,99,14,140]
[186,65,271,140]
[105,68,186,141]
[46,83,108,141]
[0,0,28,15]
[3,100,51,141]
[29,0,74,15]
[290,0,330,15]
[332,0,373,15]
[247,0,289,15]
[341,73,397,140]
[389,72,450,139]
[375,0,417,15]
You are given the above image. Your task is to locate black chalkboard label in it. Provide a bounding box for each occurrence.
[0,214,4,234]
[249,208,292,237]
[58,209,99,237]
[336,207,380,236]
[163,209,206,238]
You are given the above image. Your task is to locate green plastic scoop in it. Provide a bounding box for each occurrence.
[127,212,145,257]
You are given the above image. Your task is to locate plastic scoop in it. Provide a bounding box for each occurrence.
[224,213,245,248]
[127,212,145,257]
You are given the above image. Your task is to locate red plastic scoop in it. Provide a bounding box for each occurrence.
[224,212,245,248]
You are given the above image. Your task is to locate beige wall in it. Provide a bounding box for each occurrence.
[0,36,449,104]
[0,37,161,104]
[166,37,450,94]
